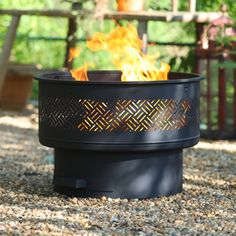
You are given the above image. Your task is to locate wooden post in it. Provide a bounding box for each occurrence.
[0,15,21,93]
[63,2,79,70]
[188,0,196,12]
[206,57,211,130]
[218,56,226,131]
[194,54,200,74]
[138,21,148,54]
[172,0,179,12]
[233,59,236,131]
[195,23,204,43]
[194,24,204,74]
[63,17,77,69]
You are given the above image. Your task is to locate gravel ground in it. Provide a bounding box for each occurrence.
[0,105,235,236]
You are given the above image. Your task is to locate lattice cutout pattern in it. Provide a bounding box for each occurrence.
[40,98,191,132]
[78,99,190,132]
[40,98,83,129]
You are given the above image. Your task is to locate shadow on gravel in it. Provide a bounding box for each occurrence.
[0,122,55,197]
[0,119,235,198]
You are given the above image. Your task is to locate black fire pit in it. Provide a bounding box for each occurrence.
[35,71,203,199]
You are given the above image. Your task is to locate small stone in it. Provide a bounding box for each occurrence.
[174,220,184,226]
[149,202,155,207]
[111,216,119,222]
[107,197,113,202]
[70,197,78,204]
[101,196,107,201]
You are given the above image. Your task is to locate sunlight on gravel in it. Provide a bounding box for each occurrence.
[194,140,236,152]
[0,105,235,235]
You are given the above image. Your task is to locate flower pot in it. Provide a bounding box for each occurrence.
[117,0,144,11]
[0,63,36,110]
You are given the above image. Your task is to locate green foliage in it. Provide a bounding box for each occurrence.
[217,60,236,69]
[216,35,236,49]
[197,0,236,19]
[0,0,69,67]
[146,0,236,18]
[169,49,195,72]
[1,0,236,106]
[0,0,67,9]
[147,0,171,11]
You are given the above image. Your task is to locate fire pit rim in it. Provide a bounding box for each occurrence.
[35,71,203,85]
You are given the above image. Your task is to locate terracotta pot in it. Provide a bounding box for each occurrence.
[117,0,144,11]
[0,64,35,110]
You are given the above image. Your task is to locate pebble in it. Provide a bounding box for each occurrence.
[0,107,235,235]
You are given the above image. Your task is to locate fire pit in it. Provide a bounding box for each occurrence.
[35,71,202,199]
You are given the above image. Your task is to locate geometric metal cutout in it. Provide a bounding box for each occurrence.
[77,99,191,132]
[40,98,191,132]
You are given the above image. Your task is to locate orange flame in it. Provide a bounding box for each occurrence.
[70,24,170,81]
[70,63,88,81]
[68,48,81,62]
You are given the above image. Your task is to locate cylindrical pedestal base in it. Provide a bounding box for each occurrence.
[53,149,183,199]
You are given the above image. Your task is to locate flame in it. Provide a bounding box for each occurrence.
[68,48,81,62]
[70,24,170,81]
[70,63,88,81]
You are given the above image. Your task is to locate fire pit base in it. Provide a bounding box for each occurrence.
[53,149,183,199]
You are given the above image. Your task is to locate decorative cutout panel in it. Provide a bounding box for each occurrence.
[40,98,191,132]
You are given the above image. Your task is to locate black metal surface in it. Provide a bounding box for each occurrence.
[36,71,202,151]
[35,71,203,198]
[53,149,183,199]
[35,70,202,84]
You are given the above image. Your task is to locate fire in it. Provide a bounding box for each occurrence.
[70,63,88,81]
[68,48,81,62]
[70,24,170,81]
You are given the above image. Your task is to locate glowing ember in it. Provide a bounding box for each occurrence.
[70,24,170,81]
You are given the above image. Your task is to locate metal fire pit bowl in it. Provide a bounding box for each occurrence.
[35,71,203,199]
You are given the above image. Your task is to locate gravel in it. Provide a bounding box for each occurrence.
[0,105,235,235]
